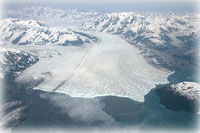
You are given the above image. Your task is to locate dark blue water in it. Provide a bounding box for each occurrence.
[102,70,199,130]
[4,70,199,132]
[168,70,199,84]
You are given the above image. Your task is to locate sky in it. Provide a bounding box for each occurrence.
[2,0,199,13]
[3,0,198,3]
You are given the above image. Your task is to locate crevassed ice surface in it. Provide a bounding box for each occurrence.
[17,33,171,102]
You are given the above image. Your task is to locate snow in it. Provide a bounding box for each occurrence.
[1,11,198,103]
[15,33,171,102]
[5,6,103,28]
[171,82,200,101]
[0,19,98,46]
[0,46,20,65]
[83,12,200,46]
[0,46,39,77]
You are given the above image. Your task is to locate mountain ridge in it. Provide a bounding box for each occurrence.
[0,19,98,46]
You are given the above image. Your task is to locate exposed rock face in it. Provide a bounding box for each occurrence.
[0,47,39,130]
[83,12,200,71]
[0,47,39,77]
[0,19,98,46]
[170,82,200,100]
[156,82,200,113]
[83,12,199,47]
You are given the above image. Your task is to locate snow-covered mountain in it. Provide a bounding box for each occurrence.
[156,82,200,113]
[0,47,39,75]
[5,6,102,24]
[83,12,199,46]
[170,82,200,101]
[0,47,40,130]
[83,12,200,71]
[0,19,98,46]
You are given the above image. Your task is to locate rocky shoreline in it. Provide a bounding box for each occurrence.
[155,82,200,114]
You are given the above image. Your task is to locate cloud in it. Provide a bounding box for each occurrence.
[40,93,115,125]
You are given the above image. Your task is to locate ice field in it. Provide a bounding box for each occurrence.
[15,33,171,102]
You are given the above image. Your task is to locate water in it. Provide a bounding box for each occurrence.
[168,70,199,84]
[1,63,198,132]
[101,70,199,130]
[5,71,196,132]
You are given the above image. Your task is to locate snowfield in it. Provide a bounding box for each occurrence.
[14,33,171,102]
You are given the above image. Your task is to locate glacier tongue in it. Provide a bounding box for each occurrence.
[17,33,171,102]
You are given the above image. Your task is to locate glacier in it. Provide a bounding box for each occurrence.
[15,33,171,102]
[83,12,200,71]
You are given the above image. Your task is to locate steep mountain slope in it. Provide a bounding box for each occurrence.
[0,47,39,76]
[0,47,39,130]
[83,12,200,71]
[0,19,98,46]
[156,82,200,113]
[84,12,199,45]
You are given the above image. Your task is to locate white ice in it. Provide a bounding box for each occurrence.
[16,33,171,102]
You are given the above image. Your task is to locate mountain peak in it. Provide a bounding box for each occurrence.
[0,19,98,46]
